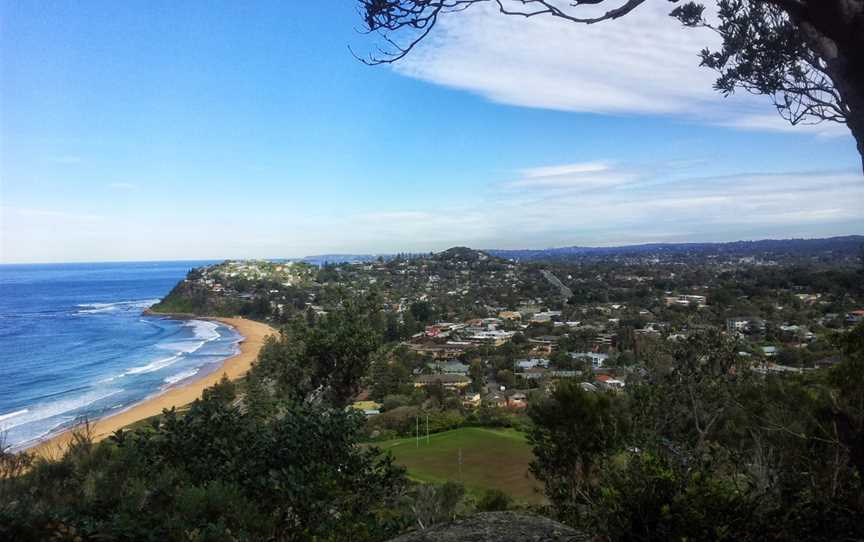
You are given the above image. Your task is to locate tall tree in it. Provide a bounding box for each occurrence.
[527,380,626,523]
[254,302,381,408]
[357,0,864,170]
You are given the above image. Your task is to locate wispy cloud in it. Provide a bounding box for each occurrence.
[716,113,849,137]
[522,162,610,178]
[394,2,850,137]
[330,162,864,250]
[506,161,639,190]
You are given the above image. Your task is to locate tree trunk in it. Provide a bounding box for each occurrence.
[849,112,864,174]
[799,0,864,172]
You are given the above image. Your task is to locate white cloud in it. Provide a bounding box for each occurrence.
[506,161,638,190]
[2,165,860,262]
[717,113,850,137]
[327,162,864,250]
[523,162,609,178]
[393,2,849,136]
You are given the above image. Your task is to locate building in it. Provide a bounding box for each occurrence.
[467,330,515,346]
[462,392,482,408]
[726,317,765,334]
[571,351,608,369]
[516,358,548,370]
[407,342,467,360]
[846,310,864,324]
[549,370,580,379]
[531,310,562,323]
[426,361,470,375]
[413,374,471,389]
[664,294,707,308]
[595,374,625,391]
[485,392,508,408]
[520,367,548,380]
[726,317,751,333]
[507,392,528,409]
[350,401,382,416]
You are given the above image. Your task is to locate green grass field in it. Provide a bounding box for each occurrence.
[375,427,545,504]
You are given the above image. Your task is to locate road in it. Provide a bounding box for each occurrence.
[540,269,573,301]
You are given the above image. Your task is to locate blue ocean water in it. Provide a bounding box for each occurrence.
[0,261,242,451]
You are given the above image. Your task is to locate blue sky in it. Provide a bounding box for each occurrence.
[1,0,861,263]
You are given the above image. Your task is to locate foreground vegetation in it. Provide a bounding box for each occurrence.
[3,293,863,540]
[525,325,864,541]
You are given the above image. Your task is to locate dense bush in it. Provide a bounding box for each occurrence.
[1,383,407,541]
[2,391,407,541]
[526,326,864,541]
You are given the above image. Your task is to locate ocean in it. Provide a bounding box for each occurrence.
[0,261,242,451]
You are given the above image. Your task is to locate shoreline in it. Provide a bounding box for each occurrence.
[28,315,276,459]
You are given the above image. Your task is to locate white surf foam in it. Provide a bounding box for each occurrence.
[125,354,183,375]
[164,369,199,385]
[156,340,206,354]
[155,320,221,354]
[76,298,160,314]
[190,320,220,341]
[0,409,28,423]
[0,389,123,432]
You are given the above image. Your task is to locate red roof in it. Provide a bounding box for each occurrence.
[595,374,612,382]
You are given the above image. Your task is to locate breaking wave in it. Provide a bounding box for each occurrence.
[76,299,160,315]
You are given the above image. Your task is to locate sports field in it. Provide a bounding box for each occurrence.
[375,427,545,504]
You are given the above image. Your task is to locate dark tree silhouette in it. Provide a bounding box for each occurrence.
[356,0,864,170]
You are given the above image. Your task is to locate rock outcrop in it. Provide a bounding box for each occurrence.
[388,511,589,542]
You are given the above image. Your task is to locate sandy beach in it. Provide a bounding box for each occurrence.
[30,316,276,459]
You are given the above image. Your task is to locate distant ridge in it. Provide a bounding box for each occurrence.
[485,235,864,261]
[296,235,863,265]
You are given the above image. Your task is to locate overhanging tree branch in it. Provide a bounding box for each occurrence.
[356,0,864,170]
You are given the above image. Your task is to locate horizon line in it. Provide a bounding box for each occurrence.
[1,233,861,266]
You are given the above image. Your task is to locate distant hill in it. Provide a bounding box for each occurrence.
[302,247,503,267]
[433,246,498,263]
[296,235,863,265]
[485,235,864,262]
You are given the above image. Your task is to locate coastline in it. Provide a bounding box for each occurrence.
[29,315,276,458]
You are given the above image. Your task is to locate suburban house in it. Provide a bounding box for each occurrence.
[426,360,470,375]
[664,294,707,307]
[516,358,549,370]
[507,392,528,409]
[571,351,609,369]
[413,374,471,390]
[846,310,864,324]
[407,342,467,360]
[462,392,481,408]
[595,374,625,391]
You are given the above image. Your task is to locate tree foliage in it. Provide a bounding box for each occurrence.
[254,300,381,408]
[1,392,406,541]
[526,326,864,540]
[527,380,627,523]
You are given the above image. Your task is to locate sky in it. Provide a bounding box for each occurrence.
[1,0,862,263]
